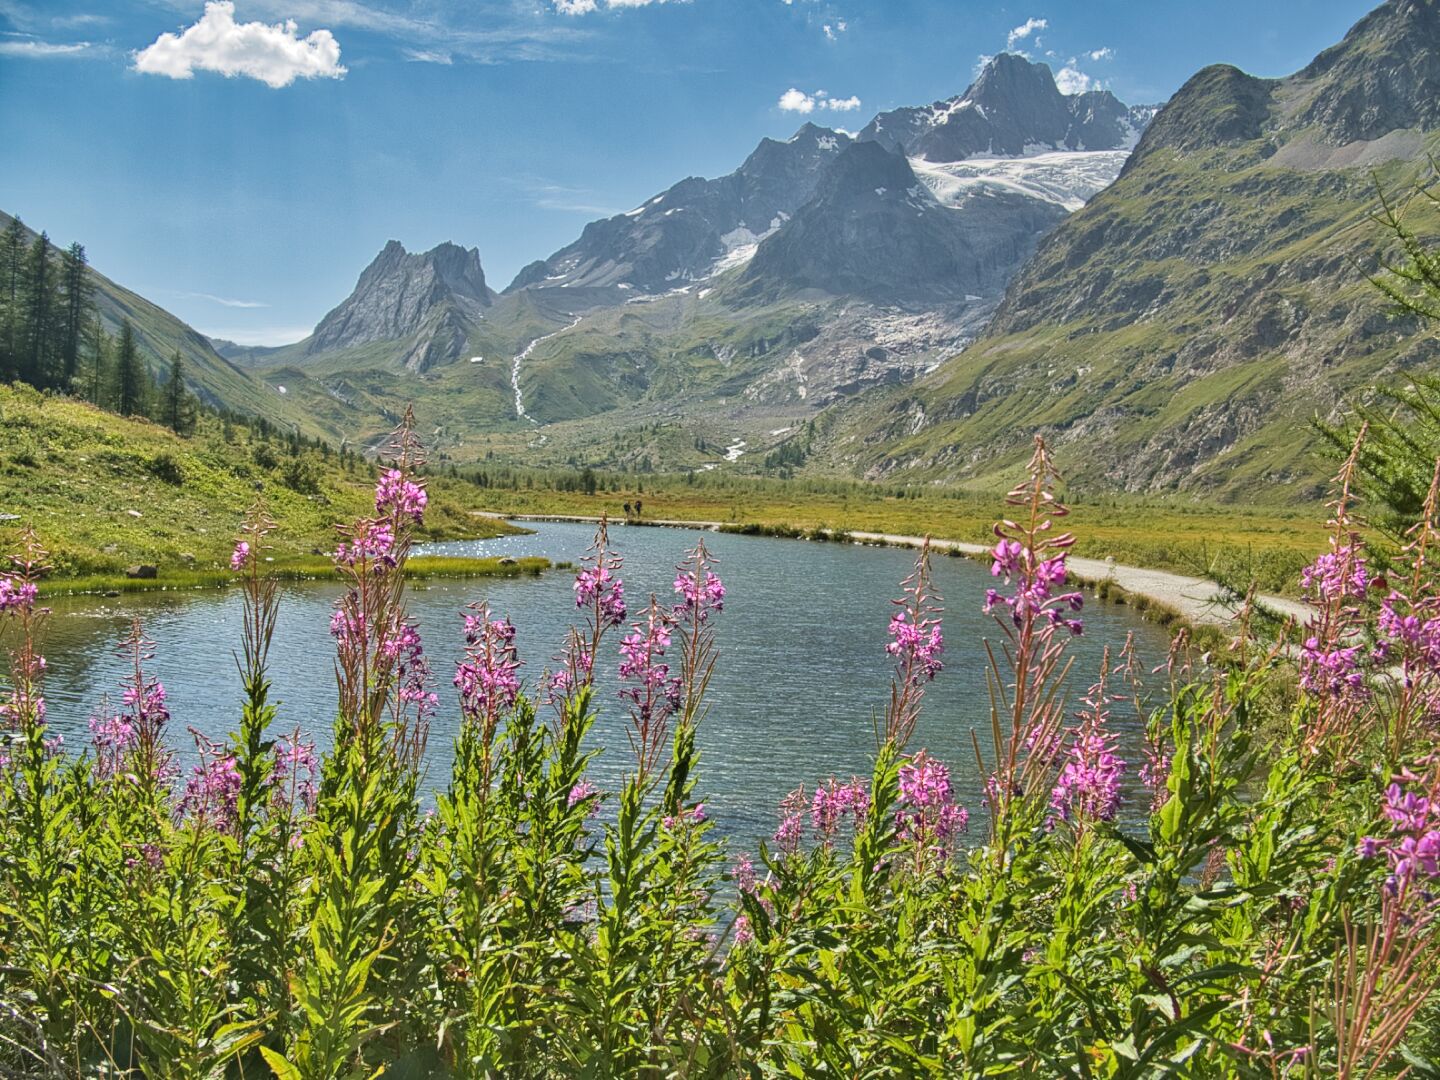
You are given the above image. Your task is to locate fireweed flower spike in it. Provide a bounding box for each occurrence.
[896,752,968,874]
[330,410,431,765]
[1049,647,1126,831]
[882,541,944,748]
[671,540,725,731]
[976,437,1083,849]
[618,597,682,783]
[454,602,522,783]
[0,528,49,747]
[553,518,626,712]
[1296,427,1373,760]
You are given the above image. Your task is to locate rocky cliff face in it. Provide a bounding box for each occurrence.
[307,240,492,369]
[733,141,1067,307]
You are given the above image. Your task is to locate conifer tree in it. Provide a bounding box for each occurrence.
[58,242,91,389]
[163,350,196,435]
[0,216,24,382]
[116,319,143,416]
[21,232,54,388]
[87,317,113,408]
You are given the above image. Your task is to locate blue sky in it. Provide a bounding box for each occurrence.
[0,0,1381,345]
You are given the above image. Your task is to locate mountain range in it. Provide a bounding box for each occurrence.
[10,0,1439,502]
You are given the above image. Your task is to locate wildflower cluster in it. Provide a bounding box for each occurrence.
[455,605,522,725]
[1359,774,1440,892]
[1049,655,1126,828]
[0,574,37,613]
[181,735,243,832]
[375,467,428,521]
[811,777,869,842]
[575,562,627,627]
[984,537,1084,635]
[896,752,968,855]
[673,564,725,623]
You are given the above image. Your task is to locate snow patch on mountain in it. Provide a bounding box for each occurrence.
[910,149,1130,212]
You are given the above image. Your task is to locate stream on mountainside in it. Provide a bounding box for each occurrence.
[34,522,1172,849]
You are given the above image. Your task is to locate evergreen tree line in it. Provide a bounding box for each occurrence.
[0,215,198,435]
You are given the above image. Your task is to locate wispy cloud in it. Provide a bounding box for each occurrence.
[403,48,452,63]
[508,176,620,216]
[822,19,847,41]
[1088,46,1113,61]
[779,87,862,113]
[177,291,270,309]
[0,37,95,58]
[134,1,346,88]
[1006,16,1046,52]
[553,0,685,14]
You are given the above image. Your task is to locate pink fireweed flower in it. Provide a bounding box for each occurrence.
[810,777,870,842]
[271,731,318,815]
[387,618,439,721]
[0,575,38,613]
[774,786,808,855]
[335,519,397,568]
[375,468,428,523]
[896,752,968,857]
[1358,773,1440,893]
[1299,638,1367,700]
[662,803,707,830]
[1050,658,1126,827]
[568,779,600,818]
[575,564,627,628]
[230,540,251,572]
[180,736,243,833]
[1050,726,1126,825]
[884,543,945,747]
[673,568,725,624]
[454,605,522,725]
[887,609,944,682]
[618,604,681,722]
[983,537,1084,635]
[1300,544,1368,603]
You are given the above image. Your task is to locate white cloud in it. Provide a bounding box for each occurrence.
[0,38,94,57]
[403,48,452,63]
[554,0,681,13]
[1006,17,1046,51]
[133,1,346,88]
[178,291,269,308]
[779,87,860,113]
[1088,46,1113,61]
[973,52,993,75]
[822,19,847,41]
[1054,65,1093,94]
[778,87,815,113]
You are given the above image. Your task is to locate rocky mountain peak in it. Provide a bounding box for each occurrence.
[307,240,493,365]
[1291,0,1440,143]
[859,53,1154,161]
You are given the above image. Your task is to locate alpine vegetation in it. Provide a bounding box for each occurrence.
[4,422,1440,1076]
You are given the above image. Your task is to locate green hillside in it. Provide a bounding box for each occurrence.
[0,383,519,579]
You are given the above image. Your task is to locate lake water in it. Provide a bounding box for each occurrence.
[31,522,1172,848]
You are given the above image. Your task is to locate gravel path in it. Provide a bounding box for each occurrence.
[482,514,1315,628]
